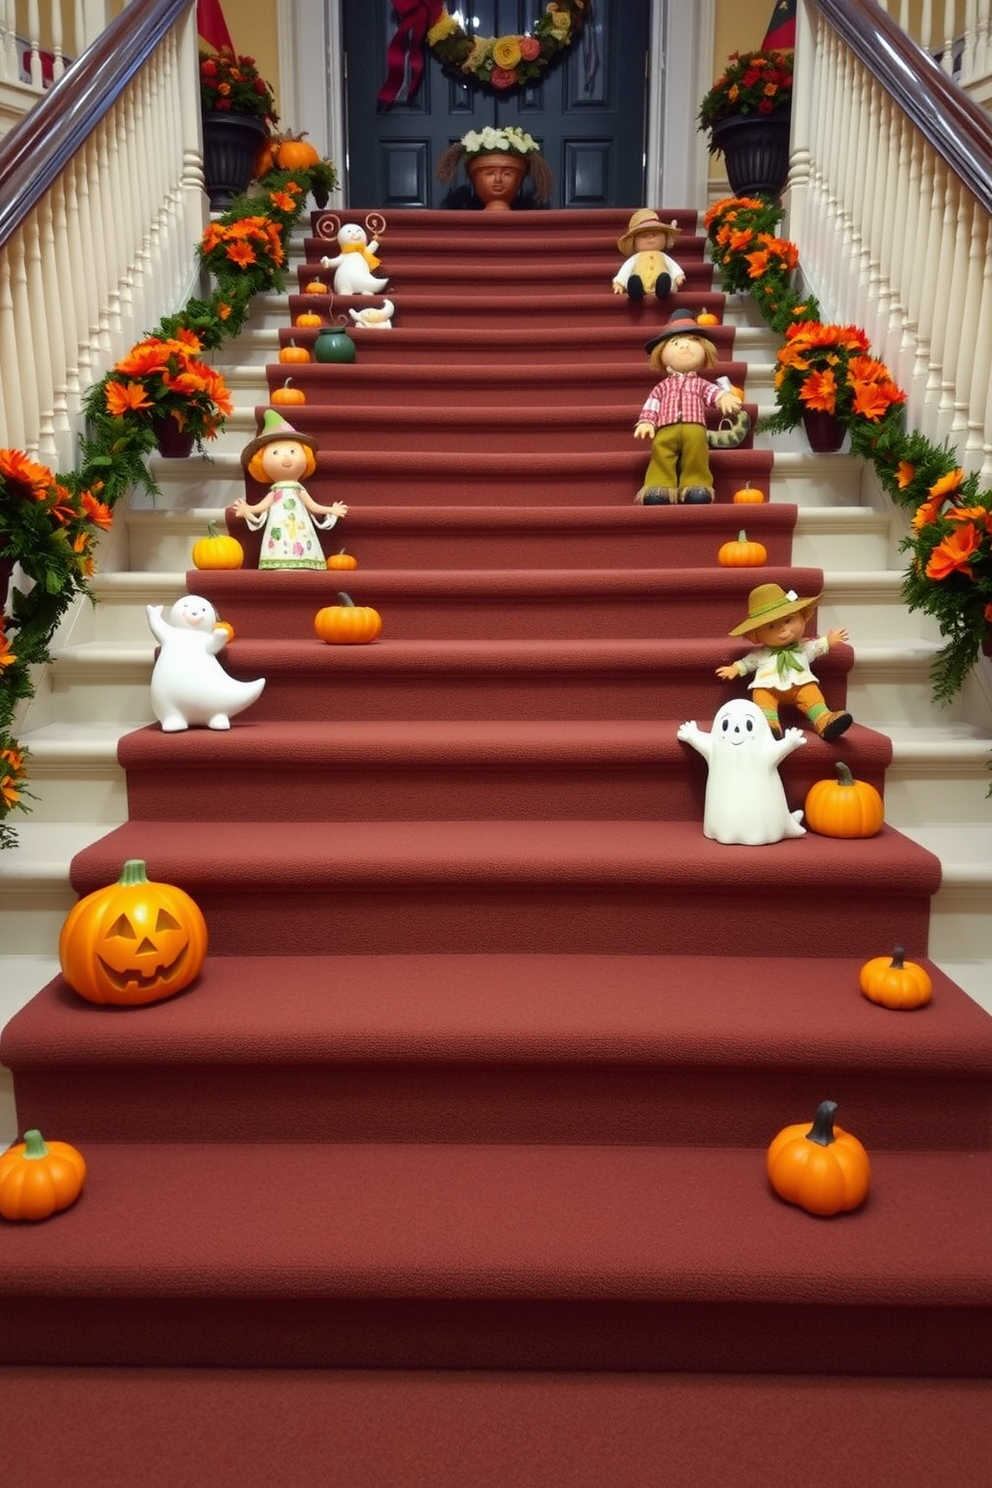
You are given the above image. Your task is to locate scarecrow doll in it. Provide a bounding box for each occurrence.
[716,582,854,741]
[633,309,742,504]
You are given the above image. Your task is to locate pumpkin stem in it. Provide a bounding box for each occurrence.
[118,859,150,888]
[890,946,906,969]
[737,529,748,542]
[206,521,222,539]
[22,1129,49,1161]
[834,761,855,788]
[805,1100,839,1147]
[336,592,355,607]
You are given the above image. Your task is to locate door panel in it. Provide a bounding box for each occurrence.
[343,0,650,208]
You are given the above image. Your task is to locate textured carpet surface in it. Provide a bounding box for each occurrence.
[3,204,990,1476]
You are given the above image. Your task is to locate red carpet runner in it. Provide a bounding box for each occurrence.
[2,208,991,1486]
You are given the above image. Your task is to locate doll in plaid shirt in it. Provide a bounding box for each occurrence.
[633,309,742,505]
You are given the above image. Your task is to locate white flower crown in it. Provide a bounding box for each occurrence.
[460,126,540,158]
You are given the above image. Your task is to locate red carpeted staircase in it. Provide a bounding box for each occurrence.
[2,208,991,1488]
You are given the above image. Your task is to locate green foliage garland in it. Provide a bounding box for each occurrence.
[705,195,992,714]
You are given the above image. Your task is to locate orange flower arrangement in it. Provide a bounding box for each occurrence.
[99,330,233,448]
[0,448,112,845]
[763,320,906,433]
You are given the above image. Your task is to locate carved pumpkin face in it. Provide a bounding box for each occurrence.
[59,859,208,1006]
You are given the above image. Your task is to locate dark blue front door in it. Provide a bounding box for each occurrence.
[343,0,651,208]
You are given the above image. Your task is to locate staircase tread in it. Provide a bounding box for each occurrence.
[68,817,942,893]
[2,1367,988,1488]
[7,954,990,1073]
[2,1141,989,1304]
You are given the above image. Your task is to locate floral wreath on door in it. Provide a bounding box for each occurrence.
[378,1,589,105]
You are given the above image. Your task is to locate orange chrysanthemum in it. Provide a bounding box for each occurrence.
[925,523,981,581]
[798,368,838,413]
[928,468,965,501]
[896,461,916,489]
[105,380,155,417]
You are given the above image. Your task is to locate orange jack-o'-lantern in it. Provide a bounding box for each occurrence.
[58,859,208,1006]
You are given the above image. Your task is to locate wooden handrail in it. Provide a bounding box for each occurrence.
[811,0,992,212]
[0,0,194,251]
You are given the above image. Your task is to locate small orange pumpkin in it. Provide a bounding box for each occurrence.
[279,339,311,365]
[696,310,719,326]
[271,378,306,406]
[295,311,323,328]
[717,529,767,567]
[314,591,382,644]
[804,761,884,839]
[276,132,321,171]
[192,521,244,571]
[59,859,209,1006]
[0,1129,87,1222]
[767,1100,871,1216]
[732,482,765,504]
[327,548,358,571]
[214,619,235,643]
[859,946,933,1009]
[305,278,328,294]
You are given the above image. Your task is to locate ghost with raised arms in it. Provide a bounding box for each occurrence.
[677,697,807,845]
[147,596,265,732]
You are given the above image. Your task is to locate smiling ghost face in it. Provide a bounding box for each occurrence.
[168,595,218,632]
[714,697,768,752]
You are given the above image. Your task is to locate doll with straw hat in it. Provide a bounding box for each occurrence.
[717,582,853,741]
[612,209,685,300]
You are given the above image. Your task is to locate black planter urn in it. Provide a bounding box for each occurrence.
[202,112,268,211]
[710,111,792,199]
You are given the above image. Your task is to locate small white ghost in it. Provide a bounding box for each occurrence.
[677,697,807,845]
[349,298,394,329]
[320,224,390,296]
[147,596,265,732]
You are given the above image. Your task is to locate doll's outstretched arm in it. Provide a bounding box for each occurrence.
[634,421,656,440]
[714,390,743,416]
[715,662,742,680]
[232,493,274,530]
[825,627,850,647]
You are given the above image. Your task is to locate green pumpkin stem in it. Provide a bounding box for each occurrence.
[206,521,222,539]
[737,529,748,542]
[118,860,150,887]
[22,1129,49,1161]
[337,592,356,607]
[805,1100,839,1147]
[834,762,855,787]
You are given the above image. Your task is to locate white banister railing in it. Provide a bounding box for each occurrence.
[0,0,207,468]
[876,0,992,99]
[789,0,992,485]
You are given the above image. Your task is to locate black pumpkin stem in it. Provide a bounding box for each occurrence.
[805,1099,838,1147]
[890,946,906,969]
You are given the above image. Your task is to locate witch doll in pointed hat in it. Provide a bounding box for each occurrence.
[633,309,742,504]
[716,582,853,741]
[232,410,348,571]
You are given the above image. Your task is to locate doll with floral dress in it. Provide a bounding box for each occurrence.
[633,309,742,504]
[232,410,348,570]
[717,582,854,741]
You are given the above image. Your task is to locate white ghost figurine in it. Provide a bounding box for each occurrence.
[147,596,265,732]
[677,698,807,845]
[349,298,394,329]
[319,224,390,296]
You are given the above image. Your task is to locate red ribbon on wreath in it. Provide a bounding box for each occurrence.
[378,0,445,106]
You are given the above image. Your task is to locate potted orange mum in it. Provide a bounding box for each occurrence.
[760,320,906,451]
